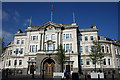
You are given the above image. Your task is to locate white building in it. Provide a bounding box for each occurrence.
[1,21,120,75]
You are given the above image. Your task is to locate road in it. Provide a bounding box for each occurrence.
[0,71,2,80]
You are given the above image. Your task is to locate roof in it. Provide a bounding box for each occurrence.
[25,21,78,32]
[79,28,98,32]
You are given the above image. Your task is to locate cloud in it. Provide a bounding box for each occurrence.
[23,17,32,27]
[2,30,13,45]
[2,10,20,22]
[2,11,10,21]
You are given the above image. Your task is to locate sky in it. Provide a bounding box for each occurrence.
[2,2,119,45]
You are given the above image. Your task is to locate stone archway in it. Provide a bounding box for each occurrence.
[43,58,55,75]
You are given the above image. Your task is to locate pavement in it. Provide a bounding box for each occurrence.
[0,71,2,80]
[1,74,120,80]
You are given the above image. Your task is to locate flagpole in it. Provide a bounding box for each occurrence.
[51,5,53,22]
[73,11,75,23]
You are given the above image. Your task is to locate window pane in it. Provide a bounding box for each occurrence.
[9,60,11,66]
[14,60,17,66]
[66,44,69,51]
[85,46,88,52]
[64,44,65,51]
[107,46,109,53]
[90,36,94,40]
[10,50,12,55]
[108,59,110,65]
[36,45,38,52]
[70,34,72,39]
[20,48,23,54]
[102,46,104,52]
[16,49,19,54]
[32,45,35,52]
[85,36,88,41]
[79,36,82,41]
[48,44,52,51]
[52,34,55,40]
[79,46,82,53]
[33,36,36,40]
[53,44,55,51]
[17,40,20,44]
[91,46,94,52]
[21,40,24,44]
[64,34,65,39]
[70,43,72,51]
[46,35,49,40]
[103,59,106,65]
[19,60,22,65]
[66,34,69,39]
[80,59,83,65]
[86,59,90,65]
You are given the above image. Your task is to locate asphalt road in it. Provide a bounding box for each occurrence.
[0,71,2,80]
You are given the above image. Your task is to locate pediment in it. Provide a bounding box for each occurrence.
[38,21,61,30]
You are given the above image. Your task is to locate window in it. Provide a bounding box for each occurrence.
[85,46,88,52]
[66,34,69,39]
[85,36,88,41]
[115,49,117,54]
[10,50,12,55]
[52,34,55,40]
[20,48,23,54]
[8,60,11,66]
[66,44,69,51]
[65,57,70,61]
[19,60,22,65]
[21,40,24,44]
[30,46,31,52]
[17,40,20,44]
[31,36,32,40]
[53,44,55,51]
[103,59,106,65]
[48,43,52,51]
[70,34,72,39]
[64,34,65,39]
[64,44,65,50]
[16,48,19,54]
[36,45,38,52]
[80,59,83,65]
[79,46,83,53]
[32,45,35,52]
[8,50,9,55]
[36,36,38,40]
[44,44,46,51]
[92,59,95,65]
[91,46,94,52]
[14,60,17,66]
[79,35,82,41]
[86,59,90,65]
[102,46,105,53]
[107,46,109,53]
[90,36,94,40]
[70,43,72,51]
[108,59,111,65]
[46,35,49,40]
[33,36,36,40]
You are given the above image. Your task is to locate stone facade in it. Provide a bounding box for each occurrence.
[1,21,120,75]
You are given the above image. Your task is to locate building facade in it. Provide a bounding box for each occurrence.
[1,21,120,75]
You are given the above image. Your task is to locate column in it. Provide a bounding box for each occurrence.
[40,34,42,51]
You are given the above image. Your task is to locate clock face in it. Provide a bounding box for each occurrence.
[49,26,52,30]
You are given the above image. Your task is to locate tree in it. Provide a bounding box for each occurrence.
[55,44,65,72]
[89,40,105,72]
[0,38,5,55]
